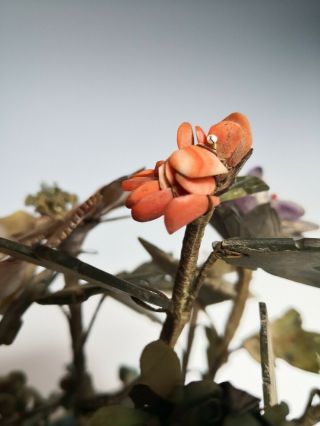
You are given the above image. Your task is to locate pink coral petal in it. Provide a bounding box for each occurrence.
[175,173,216,195]
[164,194,209,234]
[122,177,156,191]
[132,169,155,178]
[169,145,228,178]
[195,126,207,145]
[177,122,194,149]
[158,163,170,189]
[126,180,160,208]
[132,188,173,222]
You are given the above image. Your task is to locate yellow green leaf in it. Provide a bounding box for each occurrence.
[139,340,182,399]
[243,309,320,373]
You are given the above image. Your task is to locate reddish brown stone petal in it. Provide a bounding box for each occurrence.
[121,177,156,191]
[169,145,228,178]
[177,122,194,149]
[126,180,161,208]
[132,169,155,178]
[132,188,173,222]
[195,126,207,145]
[164,194,209,234]
[175,173,216,195]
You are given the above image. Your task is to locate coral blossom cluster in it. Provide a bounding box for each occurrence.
[122,112,252,233]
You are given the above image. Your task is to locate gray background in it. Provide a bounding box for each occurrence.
[1,0,319,417]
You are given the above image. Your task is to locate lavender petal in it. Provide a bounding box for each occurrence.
[272,199,305,220]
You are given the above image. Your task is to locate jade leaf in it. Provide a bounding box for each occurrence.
[139,340,182,399]
[243,309,320,373]
[219,176,269,203]
[90,406,154,426]
[217,238,320,288]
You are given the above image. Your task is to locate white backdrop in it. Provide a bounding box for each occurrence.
[1,0,319,418]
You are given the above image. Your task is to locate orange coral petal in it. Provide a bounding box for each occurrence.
[209,195,221,207]
[175,173,216,195]
[223,112,252,165]
[158,163,170,189]
[164,161,176,185]
[177,122,194,149]
[195,126,207,145]
[208,113,252,167]
[224,112,251,137]
[164,194,209,234]
[132,169,155,178]
[132,188,173,222]
[169,145,228,178]
[154,160,165,176]
[208,120,242,162]
[122,177,156,191]
[227,137,247,167]
[126,180,160,208]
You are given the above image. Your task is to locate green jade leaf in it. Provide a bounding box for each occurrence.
[138,340,183,399]
[219,176,269,203]
[90,406,155,426]
[244,309,320,373]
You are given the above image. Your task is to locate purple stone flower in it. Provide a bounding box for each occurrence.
[214,167,318,238]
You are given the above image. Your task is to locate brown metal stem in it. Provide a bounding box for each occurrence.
[160,208,214,347]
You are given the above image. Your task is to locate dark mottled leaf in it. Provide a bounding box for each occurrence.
[211,203,281,239]
[119,365,139,385]
[219,176,269,203]
[0,237,171,311]
[220,382,260,416]
[137,239,235,305]
[204,326,221,376]
[90,405,154,426]
[138,238,178,276]
[217,238,320,288]
[50,416,78,426]
[0,270,56,345]
[263,402,290,426]
[182,380,222,405]
[294,389,320,426]
[139,340,182,399]
[130,384,173,418]
[223,413,262,426]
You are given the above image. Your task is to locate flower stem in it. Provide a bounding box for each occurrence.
[160,208,214,347]
[205,267,252,379]
[64,273,90,412]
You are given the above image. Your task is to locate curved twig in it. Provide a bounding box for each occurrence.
[205,268,252,379]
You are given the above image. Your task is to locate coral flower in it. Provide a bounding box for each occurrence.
[122,112,252,233]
